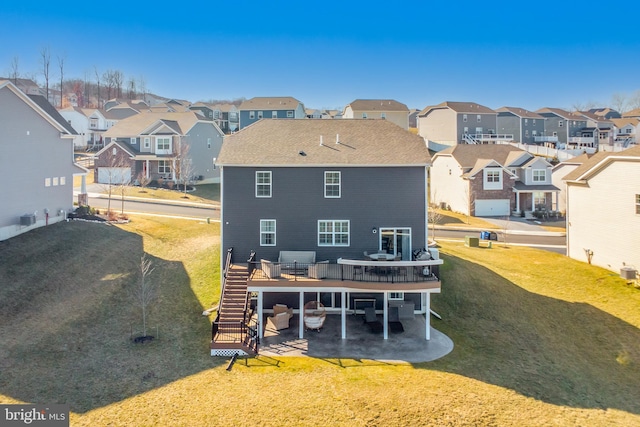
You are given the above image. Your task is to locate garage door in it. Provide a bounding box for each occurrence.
[97,167,131,184]
[475,199,510,217]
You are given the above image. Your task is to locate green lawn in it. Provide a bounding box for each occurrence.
[0,218,637,426]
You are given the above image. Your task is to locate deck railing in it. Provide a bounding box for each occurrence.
[248,259,442,283]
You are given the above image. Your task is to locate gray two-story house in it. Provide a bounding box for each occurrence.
[95,111,224,184]
[214,119,443,354]
[238,96,305,129]
[417,101,513,151]
[536,108,588,148]
[496,107,546,145]
[0,80,86,241]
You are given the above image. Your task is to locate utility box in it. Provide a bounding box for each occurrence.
[20,214,36,226]
[465,236,479,247]
[620,267,637,280]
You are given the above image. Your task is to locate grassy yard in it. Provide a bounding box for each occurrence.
[0,218,637,426]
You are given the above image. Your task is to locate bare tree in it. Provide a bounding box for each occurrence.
[610,93,628,114]
[427,203,443,245]
[9,56,19,84]
[94,66,101,108]
[136,171,151,193]
[138,75,147,103]
[127,77,136,99]
[57,54,66,108]
[40,46,51,102]
[97,144,131,214]
[628,90,640,111]
[173,137,195,198]
[501,215,511,248]
[463,183,475,224]
[132,254,156,339]
[113,70,124,98]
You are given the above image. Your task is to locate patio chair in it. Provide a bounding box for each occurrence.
[388,306,404,333]
[363,306,383,334]
[303,301,326,332]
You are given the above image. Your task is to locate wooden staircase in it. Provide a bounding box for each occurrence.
[211,249,259,356]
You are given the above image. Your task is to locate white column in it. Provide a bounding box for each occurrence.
[80,174,87,194]
[145,160,150,179]
[515,191,520,212]
[383,292,388,340]
[299,291,304,339]
[425,292,431,340]
[341,291,346,339]
[257,291,263,340]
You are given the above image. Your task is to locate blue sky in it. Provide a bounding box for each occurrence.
[2,1,639,111]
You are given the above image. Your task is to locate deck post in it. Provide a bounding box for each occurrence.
[299,291,304,339]
[257,290,263,340]
[425,292,431,340]
[383,292,388,340]
[341,291,346,339]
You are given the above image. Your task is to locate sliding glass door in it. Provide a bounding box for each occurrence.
[379,228,411,260]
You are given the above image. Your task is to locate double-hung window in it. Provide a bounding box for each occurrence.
[156,136,171,154]
[532,169,546,182]
[260,219,276,246]
[158,160,171,175]
[287,111,293,118]
[256,171,272,197]
[250,111,255,119]
[324,171,341,198]
[318,220,350,246]
[484,169,502,190]
[257,111,263,119]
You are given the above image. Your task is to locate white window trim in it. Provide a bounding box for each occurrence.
[477,115,481,123]
[532,169,546,182]
[260,219,276,246]
[257,111,263,119]
[317,220,350,247]
[155,136,172,154]
[249,111,255,119]
[362,112,368,119]
[287,111,293,118]
[483,169,503,190]
[144,137,150,148]
[158,160,171,174]
[381,112,386,119]
[324,171,341,198]
[389,292,404,300]
[463,114,468,122]
[255,171,272,198]
[272,111,277,118]
[130,137,136,145]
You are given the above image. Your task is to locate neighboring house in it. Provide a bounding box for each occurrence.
[342,99,410,130]
[0,80,86,241]
[305,108,322,119]
[536,108,589,149]
[417,101,513,151]
[96,111,224,184]
[611,117,639,147]
[622,108,640,119]
[215,119,442,353]
[430,144,558,217]
[189,102,239,133]
[588,107,621,120]
[59,106,92,149]
[408,108,421,129]
[238,96,306,129]
[551,152,595,213]
[495,107,545,145]
[563,145,640,273]
[0,77,44,96]
[574,111,614,148]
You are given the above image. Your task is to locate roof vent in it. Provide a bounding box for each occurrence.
[336,134,340,144]
[320,135,323,146]
[299,150,306,156]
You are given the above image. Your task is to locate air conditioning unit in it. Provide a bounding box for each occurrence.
[20,214,36,226]
[620,267,637,280]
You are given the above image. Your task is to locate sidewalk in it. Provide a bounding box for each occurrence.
[74,185,219,210]
[434,215,565,237]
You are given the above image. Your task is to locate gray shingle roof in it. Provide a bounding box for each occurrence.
[419,101,495,116]
[496,106,544,119]
[238,96,302,111]
[434,144,529,169]
[562,145,640,181]
[27,94,78,135]
[346,99,409,112]
[218,119,430,166]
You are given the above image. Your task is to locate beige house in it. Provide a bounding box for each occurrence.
[417,101,512,152]
[342,99,409,130]
[551,152,596,213]
[563,145,640,273]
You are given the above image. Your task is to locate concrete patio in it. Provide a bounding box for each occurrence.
[258,311,454,363]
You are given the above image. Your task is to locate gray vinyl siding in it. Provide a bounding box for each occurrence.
[186,122,224,182]
[496,113,520,142]
[457,113,497,139]
[239,109,298,129]
[1,87,76,228]
[539,114,567,143]
[222,166,427,262]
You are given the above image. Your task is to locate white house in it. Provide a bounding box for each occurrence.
[563,146,640,273]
